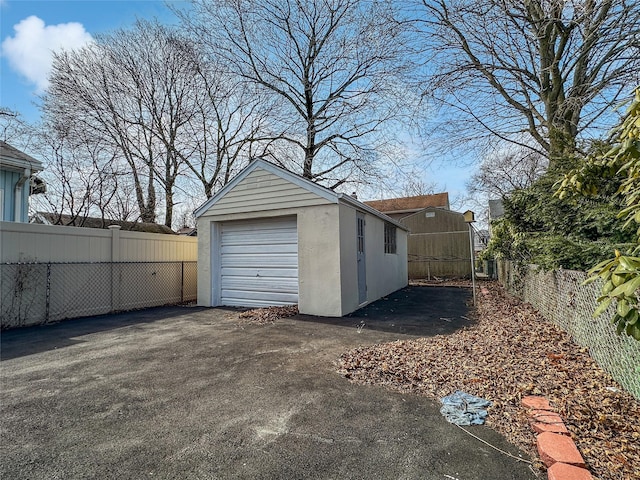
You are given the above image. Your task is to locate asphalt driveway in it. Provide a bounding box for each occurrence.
[1,286,536,479]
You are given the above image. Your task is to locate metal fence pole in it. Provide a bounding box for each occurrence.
[181,262,184,303]
[468,223,476,305]
[45,263,51,322]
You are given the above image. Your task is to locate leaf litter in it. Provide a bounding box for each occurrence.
[337,281,640,480]
[238,305,298,325]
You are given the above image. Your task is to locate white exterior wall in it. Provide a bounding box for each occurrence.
[197,204,343,316]
[338,204,408,316]
[0,221,197,263]
[297,204,342,316]
[365,212,408,301]
[195,163,407,317]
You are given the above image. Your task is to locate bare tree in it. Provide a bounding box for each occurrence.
[44,20,211,226]
[415,0,640,166]
[32,122,126,225]
[179,0,412,188]
[401,177,440,197]
[177,60,275,199]
[0,109,36,149]
[45,41,158,223]
[44,20,270,226]
[467,144,549,199]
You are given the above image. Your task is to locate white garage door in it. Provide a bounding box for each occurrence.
[219,217,298,307]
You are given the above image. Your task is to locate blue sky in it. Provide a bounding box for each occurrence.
[0,0,473,208]
[1,0,184,119]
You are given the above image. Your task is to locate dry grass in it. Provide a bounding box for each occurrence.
[337,281,640,480]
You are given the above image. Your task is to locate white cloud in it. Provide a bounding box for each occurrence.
[1,15,92,93]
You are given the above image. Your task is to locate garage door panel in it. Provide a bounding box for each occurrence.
[221,267,298,278]
[219,217,298,307]
[222,229,296,242]
[222,289,298,307]
[221,244,297,255]
[220,254,298,268]
[221,278,299,293]
[220,293,299,308]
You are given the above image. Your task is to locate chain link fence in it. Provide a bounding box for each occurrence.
[498,260,640,400]
[1,261,197,329]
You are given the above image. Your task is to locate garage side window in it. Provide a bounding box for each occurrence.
[384,223,396,254]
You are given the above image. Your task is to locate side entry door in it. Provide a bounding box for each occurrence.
[357,212,366,304]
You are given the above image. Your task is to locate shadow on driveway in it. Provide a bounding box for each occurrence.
[0,305,208,361]
[295,285,473,336]
[2,286,472,361]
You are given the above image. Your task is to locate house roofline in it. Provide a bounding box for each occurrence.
[193,158,408,230]
[0,141,44,173]
[337,193,408,231]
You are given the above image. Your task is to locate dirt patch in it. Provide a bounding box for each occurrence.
[337,281,640,480]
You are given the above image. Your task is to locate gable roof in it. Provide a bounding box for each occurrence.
[34,212,176,234]
[401,205,464,222]
[364,193,450,214]
[193,158,408,230]
[0,141,44,172]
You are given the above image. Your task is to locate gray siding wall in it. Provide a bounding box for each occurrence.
[202,168,332,217]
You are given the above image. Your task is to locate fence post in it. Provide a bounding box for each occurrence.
[108,225,121,311]
[45,263,51,322]
[181,262,184,303]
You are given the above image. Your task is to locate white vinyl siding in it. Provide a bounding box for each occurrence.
[207,169,330,216]
[219,217,298,307]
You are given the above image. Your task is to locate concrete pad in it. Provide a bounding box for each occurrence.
[1,287,536,479]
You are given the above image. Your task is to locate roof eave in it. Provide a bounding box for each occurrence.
[0,155,44,173]
[338,194,409,231]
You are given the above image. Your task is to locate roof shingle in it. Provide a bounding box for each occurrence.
[364,193,450,213]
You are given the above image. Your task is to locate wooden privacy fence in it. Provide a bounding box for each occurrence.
[0,222,198,328]
[407,231,471,279]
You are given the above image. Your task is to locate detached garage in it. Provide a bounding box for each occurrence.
[194,159,408,317]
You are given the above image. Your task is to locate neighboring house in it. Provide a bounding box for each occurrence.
[364,193,472,278]
[177,226,197,236]
[398,207,472,279]
[475,228,490,253]
[0,141,45,223]
[194,158,408,317]
[33,212,175,234]
[488,199,505,222]
[364,192,450,221]
[488,198,506,237]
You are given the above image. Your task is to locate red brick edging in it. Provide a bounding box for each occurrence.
[521,396,593,480]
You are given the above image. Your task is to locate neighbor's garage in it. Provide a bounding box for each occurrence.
[194,159,408,317]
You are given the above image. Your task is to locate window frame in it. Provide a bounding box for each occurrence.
[384,222,397,254]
